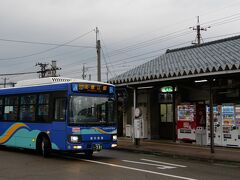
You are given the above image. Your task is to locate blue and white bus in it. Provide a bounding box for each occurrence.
[0,77,117,157]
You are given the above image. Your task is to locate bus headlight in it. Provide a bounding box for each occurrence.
[111,144,117,148]
[112,135,117,141]
[70,136,79,143]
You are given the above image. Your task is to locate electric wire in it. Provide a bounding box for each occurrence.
[0,71,37,76]
[3,10,240,80]
[99,32,117,77]
[0,30,94,61]
[0,38,95,48]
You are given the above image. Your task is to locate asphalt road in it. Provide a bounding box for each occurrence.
[0,146,239,180]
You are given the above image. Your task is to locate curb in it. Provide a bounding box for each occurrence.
[115,146,240,165]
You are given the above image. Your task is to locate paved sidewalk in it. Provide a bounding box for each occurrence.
[116,137,240,164]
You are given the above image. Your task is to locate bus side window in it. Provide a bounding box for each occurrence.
[37,94,49,122]
[4,96,19,121]
[54,98,66,121]
[20,95,36,122]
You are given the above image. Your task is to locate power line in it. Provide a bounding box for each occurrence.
[103,13,240,59]
[104,31,193,58]
[101,49,112,81]
[0,71,37,76]
[60,31,240,79]
[96,0,240,54]
[0,30,94,61]
[60,30,193,69]
[105,28,190,56]
[99,33,116,78]
[202,12,240,26]
[0,38,95,48]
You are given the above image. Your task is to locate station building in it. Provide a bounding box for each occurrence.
[110,35,240,147]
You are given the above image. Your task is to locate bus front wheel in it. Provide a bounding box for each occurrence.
[40,137,51,158]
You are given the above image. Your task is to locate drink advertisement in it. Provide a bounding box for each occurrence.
[177,104,196,141]
[177,105,195,121]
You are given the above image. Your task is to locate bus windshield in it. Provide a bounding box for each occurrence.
[69,96,115,125]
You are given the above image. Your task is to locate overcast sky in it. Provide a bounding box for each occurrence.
[1,0,240,84]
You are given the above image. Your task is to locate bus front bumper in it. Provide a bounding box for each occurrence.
[66,142,117,151]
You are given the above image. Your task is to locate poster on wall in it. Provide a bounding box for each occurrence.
[177,105,195,121]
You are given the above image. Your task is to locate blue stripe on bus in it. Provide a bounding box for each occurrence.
[0,83,68,95]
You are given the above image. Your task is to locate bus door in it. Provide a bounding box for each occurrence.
[51,97,67,150]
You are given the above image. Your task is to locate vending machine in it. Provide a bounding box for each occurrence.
[221,104,238,147]
[206,105,222,146]
[235,105,240,147]
[177,104,196,141]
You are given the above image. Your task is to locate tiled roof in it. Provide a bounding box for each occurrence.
[110,35,240,85]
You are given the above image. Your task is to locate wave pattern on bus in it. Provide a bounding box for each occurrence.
[0,123,29,144]
[93,127,117,134]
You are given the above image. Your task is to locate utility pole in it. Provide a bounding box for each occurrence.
[81,64,87,80]
[209,79,215,153]
[50,60,61,77]
[36,61,61,78]
[96,27,101,81]
[36,62,48,78]
[2,77,9,88]
[190,16,210,45]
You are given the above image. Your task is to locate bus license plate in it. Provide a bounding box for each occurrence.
[94,144,102,151]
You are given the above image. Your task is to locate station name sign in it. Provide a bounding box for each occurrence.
[72,83,114,94]
[160,86,173,93]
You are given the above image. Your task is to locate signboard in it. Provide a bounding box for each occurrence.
[161,86,173,93]
[72,83,114,94]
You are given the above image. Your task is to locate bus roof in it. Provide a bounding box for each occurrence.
[15,77,113,87]
[0,77,114,95]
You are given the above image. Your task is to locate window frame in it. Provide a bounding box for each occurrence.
[160,103,173,123]
[19,94,37,122]
[36,93,50,122]
[54,97,67,121]
[3,95,19,121]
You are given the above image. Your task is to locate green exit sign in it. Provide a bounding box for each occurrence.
[161,86,173,93]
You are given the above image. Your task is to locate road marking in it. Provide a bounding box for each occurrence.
[122,160,176,169]
[81,159,197,180]
[141,159,187,168]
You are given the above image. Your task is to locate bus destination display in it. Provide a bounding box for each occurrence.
[72,83,114,94]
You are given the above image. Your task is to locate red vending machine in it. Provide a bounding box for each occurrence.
[177,104,196,141]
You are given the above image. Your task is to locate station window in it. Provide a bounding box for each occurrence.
[54,98,66,121]
[37,94,49,122]
[160,104,173,122]
[4,96,19,121]
[20,95,36,121]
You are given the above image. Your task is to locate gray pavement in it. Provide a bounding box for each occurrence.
[1,146,240,180]
[116,137,240,164]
